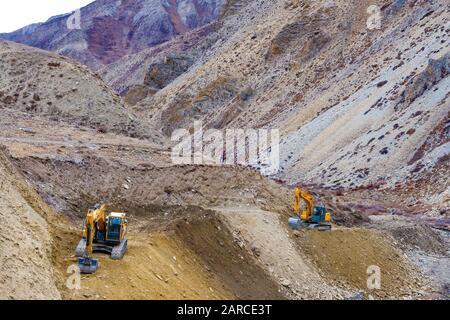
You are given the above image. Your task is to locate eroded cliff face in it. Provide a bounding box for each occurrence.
[0,40,164,142]
[0,0,225,69]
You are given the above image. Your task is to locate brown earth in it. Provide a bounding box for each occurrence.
[293,228,425,299]
[173,214,285,300]
[61,210,287,300]
[1,146,287,300]
[217,207,347,299]
[0,152,60,299]
[0,0,448,300]
[0,150,77,299]
[67,232,234,300]
[1,111,442,300]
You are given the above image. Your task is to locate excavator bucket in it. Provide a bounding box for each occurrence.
[288,217,303,230]
[78,257,99,274]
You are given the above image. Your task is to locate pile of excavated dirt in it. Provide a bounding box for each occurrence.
[369,215,448,255]
[293,228,425,299]
[173,213,285,300]
[8,149,291,220]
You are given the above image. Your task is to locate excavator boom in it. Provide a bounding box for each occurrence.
[78,207,99,274]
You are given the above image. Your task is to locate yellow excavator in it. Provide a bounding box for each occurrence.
[288,186,332,231]
[75,204,128,274]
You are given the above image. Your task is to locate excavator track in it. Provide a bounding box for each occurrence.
[75,238,128,259]
[111,237,128,260]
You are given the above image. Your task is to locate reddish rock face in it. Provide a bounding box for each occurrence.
[0,0,225,69]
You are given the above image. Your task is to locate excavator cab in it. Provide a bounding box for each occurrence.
[312,206,331,224]
[106,213,127,243]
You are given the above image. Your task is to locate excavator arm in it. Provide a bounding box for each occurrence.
[294,187,315,221]
[84,210,95,258]
[78,205,105,274]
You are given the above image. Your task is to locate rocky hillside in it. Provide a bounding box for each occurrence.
[0,0,449,301]
[1,0,447,215]
[100,22,217,97]
[122,0,448,213]
[0,40,163,142]
[0,0,225,69]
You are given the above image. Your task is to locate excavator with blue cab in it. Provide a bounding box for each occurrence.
[288,186,332,231]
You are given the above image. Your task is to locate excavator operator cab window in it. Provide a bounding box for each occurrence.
[107,217,121,242]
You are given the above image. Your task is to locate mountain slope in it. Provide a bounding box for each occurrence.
[0,40,163,142]
[0,0,449,300]
[129,0,448,212]
[100,22,218,97]
[0,0,225,69]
